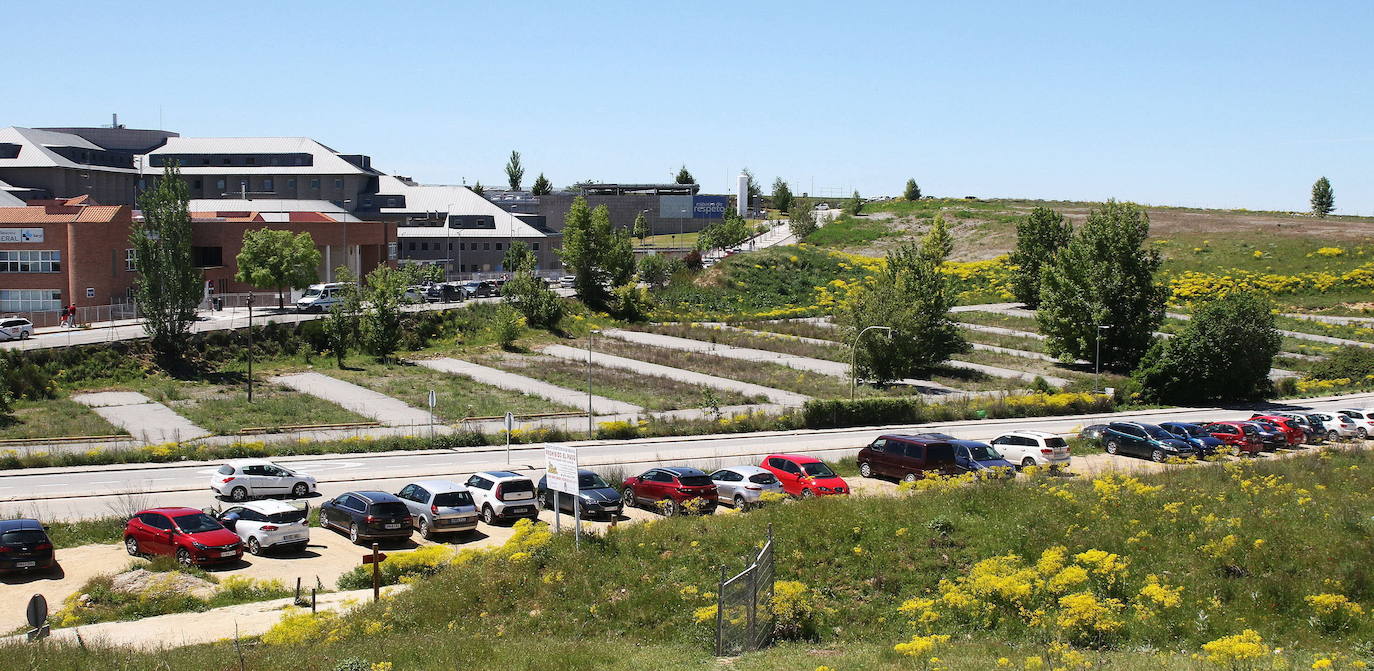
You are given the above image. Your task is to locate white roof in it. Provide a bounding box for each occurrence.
[187,198,365,222]
[0,126,138,173]
[142,136,374,175]
[378,176,549,239]
[0,180,23,206]
[239,499,306,515]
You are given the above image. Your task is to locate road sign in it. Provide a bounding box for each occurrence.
[545,443,579,495]
[504,412,515,432]
[25,594,46,629]
[427,390,437,409]
[362,551,388,565]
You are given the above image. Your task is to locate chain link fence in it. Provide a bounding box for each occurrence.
[715,525,775,656]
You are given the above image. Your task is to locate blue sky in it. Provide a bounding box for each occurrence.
[7,1,1373,213]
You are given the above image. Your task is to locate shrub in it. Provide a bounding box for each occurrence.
[1308,346,1374,381]
[770,580,825,640]
[491,306,525,350]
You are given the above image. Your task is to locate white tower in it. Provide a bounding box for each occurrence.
[736,173,749,217]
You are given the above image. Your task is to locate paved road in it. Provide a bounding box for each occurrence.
[413,357,637,415]
[5,391,1371,521]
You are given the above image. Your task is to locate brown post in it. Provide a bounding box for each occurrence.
[371,542,381,602]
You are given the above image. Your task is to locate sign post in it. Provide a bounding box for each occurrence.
[545,443,581,548]
[362,545,387,602]
[504,412,515,463]
[25,594,49,642]
[428,390,437,441]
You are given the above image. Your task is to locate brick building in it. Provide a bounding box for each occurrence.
[0,197,137,313]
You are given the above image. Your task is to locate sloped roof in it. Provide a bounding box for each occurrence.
[187,198,366,223]
[0,126,137,173]
[143,137,377,175]
[0,180,24,206]
[0,203,129,224]
[376,176,548,238]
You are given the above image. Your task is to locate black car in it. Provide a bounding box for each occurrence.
[0,519,55,573]
[425,282,467,303]
[1079,424,1110,445]
[536,469,623,519]
[460,280,499,298]
[319,491,414,545]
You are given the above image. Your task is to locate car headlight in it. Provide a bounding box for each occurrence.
[192,541,208,550]
[819,486,833,492]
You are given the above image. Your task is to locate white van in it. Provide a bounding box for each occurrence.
[295,282,351,312]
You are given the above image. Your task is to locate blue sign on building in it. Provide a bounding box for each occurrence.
[691,196,727,219]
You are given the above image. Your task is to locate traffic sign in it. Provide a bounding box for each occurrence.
[504,412,515,432]
[25,594,46,629]
[427,390,437,409]
[362,551,388,565]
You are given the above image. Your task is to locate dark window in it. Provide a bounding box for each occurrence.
[712,470,741,482]
[902,443,924,459]
[433,491,473,507]
[369,502,409,517]
[420,243,429,251]
[268,509,306,524]
[495,243,503,250]
[1045,437,1068,448]
[310,179,320,189]
[926,444,955,461]
[398,485,418,501]
[2,529,48,545]
[749,473,778,485]
[191,247,223,267]
[287,178,296,189]
[174,513,222,533]
[262,178,274,191]
[483,243,491,251]
[408,242,416,251]
[679,475,713,487]
[448,243,453,251]
[334,178,343,189]
[246,157,255,165]
[501,480,535,494]
[216,179,226,190]
[869,438,887,451]
[193,180,202,189]
[141,514,173,530]
[645,471,672,483]
[532,242,540,250]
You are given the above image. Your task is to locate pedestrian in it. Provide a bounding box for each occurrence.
[59,305,69,328]
[67,304,78,327]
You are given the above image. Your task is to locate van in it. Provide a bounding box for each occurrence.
[295,282,351,312]
[856,434,958,482]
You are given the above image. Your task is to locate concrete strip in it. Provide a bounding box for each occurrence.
[957,322,1048,341]
[1283,313,1374,326]
[944,359,1073,387]
[968,341,1086,365]
[71,392,210,444]
[542,343,810,406]
[1170,311,1373,349]
[270,372,433,427]
[412,357,641,415]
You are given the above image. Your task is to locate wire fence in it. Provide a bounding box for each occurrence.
[715,525,775,657]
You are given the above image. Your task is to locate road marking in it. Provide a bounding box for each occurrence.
[89,480,120,485]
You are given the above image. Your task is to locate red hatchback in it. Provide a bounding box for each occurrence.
[761,454,849,498]
[124,507,243,566]
[1202,422,1263,456]
[1250,415,1305,447]
[621,467,718,516]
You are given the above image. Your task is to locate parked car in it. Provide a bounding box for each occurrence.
[1236,420,1287,451]
[1312,412,1361,441]
[465,471,540,524]
[760,454,850,497]
[558,275,576,288]
[400,286,427,304]
[1336,409,1374,439]
[1079,424,1110,445]
[319,491,414,545]
[621,467,719,515]
[124,507,242,566]
[1159,422,1225,456]
[459,280,498,298]
[425,282,466,303]
[0,519,55,573]
[295,282,352,312]
[536,469,623,519]
[394,480,479,539]
[990,431,1072,468]
[1249,415,1305,446]
[1099,422,1197,462]
[216,500,310,555]
[0,317,34,341]
[1270,412,1324,444]
[857,435,958,482]
[709,465,785,508]
[1201,421,1264,456]
[210,459,317,502]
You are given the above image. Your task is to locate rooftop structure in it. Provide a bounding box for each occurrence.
[574,183,699,196]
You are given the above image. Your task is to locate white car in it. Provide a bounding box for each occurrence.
[295,282,352,312]
[464,471,539,524]
[211,459,317,502]
[0,317,34,341]
[557,276,576,289]
[709,466,784,509]
[1336,409,1374,439]
[990,431,1072,468]
[1312,412,1361,441]
[216,500,310,555]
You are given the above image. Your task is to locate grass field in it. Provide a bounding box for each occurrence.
[325,356,576,421]
[473,351,761,411]
[167,384,374,434]
[0,398,126,440]
[635,231,700,248]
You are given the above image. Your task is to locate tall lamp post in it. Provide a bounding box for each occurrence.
[850,325,893,400]
[587,329,602,436]
[246,293,254,403]
[1095,324,1112,393]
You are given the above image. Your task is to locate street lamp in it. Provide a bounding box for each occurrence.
[1095,324,1113,393]
[587,329,602,436]
[246,293,254,403]
[850,325,894,400]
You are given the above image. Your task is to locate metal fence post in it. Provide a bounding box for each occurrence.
[746,559,757,651]
[714,564,726,657]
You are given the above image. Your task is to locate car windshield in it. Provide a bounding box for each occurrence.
[1,530,47,545]
[801,462,836,478]
[965,444,1001,460]
[266,510,307,524]
[678,475,713,487]
[1141,425,1174,440]
[303,288,322,297]
[1172,424,1205,437]
[748,473,779,485]
[173,513,223,534]
[579,473,612,490]
[370,502,410,517]
[433,491,474,507]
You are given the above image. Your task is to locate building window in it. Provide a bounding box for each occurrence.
[0,250,62,273]
[287,178,297,189]
[262,178,274,191]
[125,249,136,271]
[222,157,231,165]
[193,179,202,189]
[246,157,255,165]
[420,242,429,251]
[216,179,226,191]
[483,243,491,251]
[334,178,343,189]
[495,243,503,251]
[310,179,320,189]
[0,289,62,313]
[532,242,540,250]
[201,158,210,165]
[448,242,453,251]
[408,242,416,251]
[190,247,223,268]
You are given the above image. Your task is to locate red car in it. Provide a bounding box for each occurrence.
[1202,422,1263,456]
[124,507,243,566]
[621,467,718,516]
[1249,415,1304,447]
[760,454,849,498]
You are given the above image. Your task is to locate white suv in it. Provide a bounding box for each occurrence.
[464,471,539,524]
[0,317,34,341]
[1336,409,1374,439]
[216,500,310,555]
[990,431,1072,468]
[211,459,317,501]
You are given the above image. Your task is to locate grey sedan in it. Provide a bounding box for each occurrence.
[710,466,784,509]
[536,470,623,519]
[394,480,480,539]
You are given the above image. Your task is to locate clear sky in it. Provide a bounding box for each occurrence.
[7,1,1372,213]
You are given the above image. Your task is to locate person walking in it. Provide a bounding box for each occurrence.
[66,304,78,328]
[59,305,70,328]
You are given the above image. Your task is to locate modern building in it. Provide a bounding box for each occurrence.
[0,127,143,207]
[533,183,726,237]
[368,176,559,277]
[0,197,137,314]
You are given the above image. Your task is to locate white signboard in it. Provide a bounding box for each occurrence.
[0,228,43,243]
[544,443,580,495]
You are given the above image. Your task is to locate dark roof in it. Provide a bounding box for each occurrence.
[483,471,524,479]
[661,467,707,476]
[354,491,403,503]
[0,519,43,532]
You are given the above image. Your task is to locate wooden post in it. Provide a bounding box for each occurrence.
[371,542,381,602]
[311,588,317,614]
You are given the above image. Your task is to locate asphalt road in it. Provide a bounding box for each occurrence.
[5,391,1370,521]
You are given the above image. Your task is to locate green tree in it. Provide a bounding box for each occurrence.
[359,265,406,361]
[788,200,818,239]
[845,190,863,216]
[400,263,443,285]
[0,357,12,417]
[613,282,654,322]
[234,228,321,309]
[322,266,361,368]
[772,178,793,213]
[502,270,564,330]
[632,211,650,242]
[530,173,553,196]
[1038,200,1166,371]
[836,225,968,384]
[1133,292,1281,404]
[1311,176,1334,218]
[503,240,537,274]
[697,209,753,251]
[471,181,485,196]
[636,253,677,288]
[505,150,524,191]
[675,165,695,185]
[741,168,761,207]
[1308,345,1374,381]
[558,198,634,310]
[132,161,203,360]
[920,213,953,263]
[1008,207,1072,308]
[903,179,921,201]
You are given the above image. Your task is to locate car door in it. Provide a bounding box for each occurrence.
[140,513,175,555]
[991,436,1021,463]
[408,485,431,524]
[777,458,805,493]
[219,506,248,542]
[641,470,669,501]
[324,495,350,528]
[465,475,492,509]
[260,465,294,494]
[709,470,737,502]
[954,445,973,472]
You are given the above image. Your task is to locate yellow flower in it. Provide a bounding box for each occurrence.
[893,633,950,657]
[1201,629,1269,664]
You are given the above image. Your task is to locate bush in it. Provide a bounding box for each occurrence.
[1133,292,1282,404]
[491,306,525,350]
[1308,345,1374,381]
[801,392,1113,429]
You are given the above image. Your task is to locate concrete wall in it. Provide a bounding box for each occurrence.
[397,235,560,275]
[536,193,707,236]
[0,167,140,207]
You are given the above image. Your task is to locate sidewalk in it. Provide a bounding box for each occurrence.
[541,343,810,406]
[412,357,639,415]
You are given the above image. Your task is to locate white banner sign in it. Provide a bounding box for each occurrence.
[0,228,43,243]
[544,443,580,495]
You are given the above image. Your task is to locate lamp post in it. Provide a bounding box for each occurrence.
[246,293,254,403]
[1095,324,1112,393]
[850,325,893,400]
[587,329,602,436]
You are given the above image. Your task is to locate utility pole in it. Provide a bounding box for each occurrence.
[1095,324,1112,393]
[587,330,601,436]
[246,294,254,402]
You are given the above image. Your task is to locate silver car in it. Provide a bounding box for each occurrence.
[395,480,480,539]
[1312,412,1361,441]
[709,466,784,509]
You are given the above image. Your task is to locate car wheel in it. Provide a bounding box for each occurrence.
[481,505,497,525]
[176,548,192,567]
[124,536,140,556]
[247,537,263,555]
[621,489,636,509]
[800,488,816,499]
[1359,428,1368,440]
[19,330,30,340]
[291,482,309,498]
[660,499,679,516]
[1105,441,1120,455]
[418,518,431,540]
[1328,430,1339,442]
[858,462,873,478]
[734,494,748,510]
[230,486,248,502]
[1022,457,1036,468]
[1152,449,1166,463]
[902,472,918,484]
[349,523,361,545]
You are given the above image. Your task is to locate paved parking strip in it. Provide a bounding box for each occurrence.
[71,391,210,444]
[541,343,810,406]
[270,372,433,427]
[412,357,640,415]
